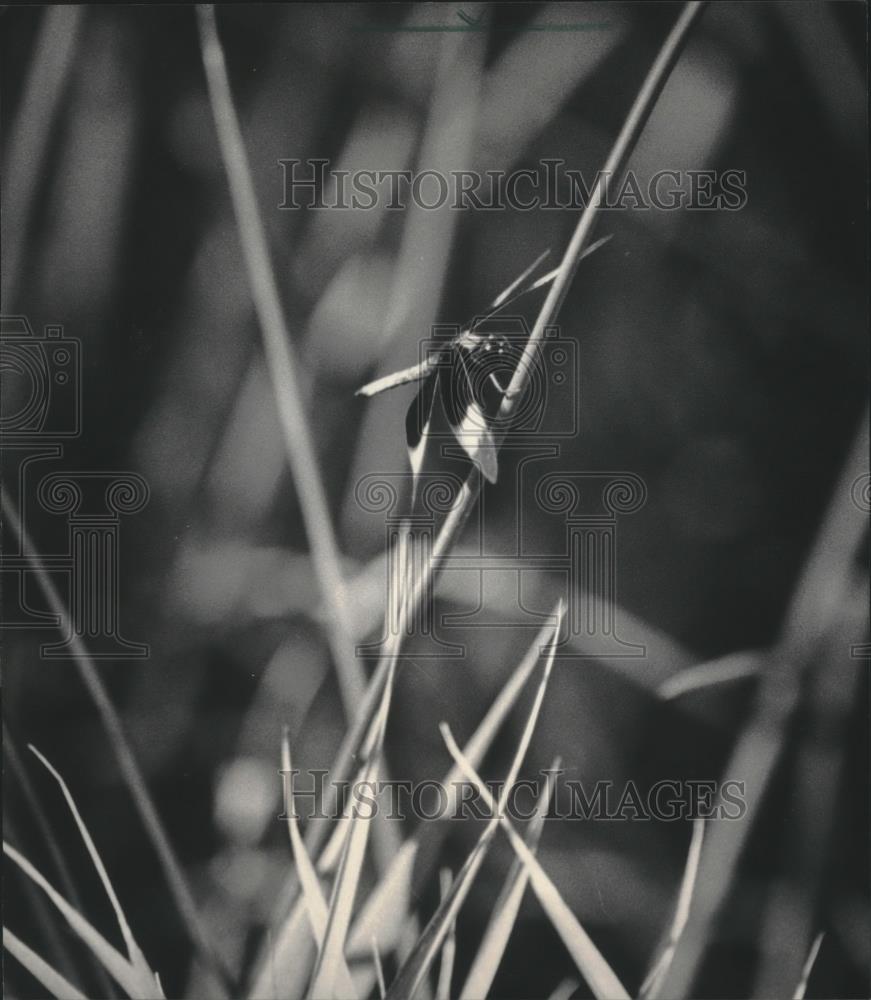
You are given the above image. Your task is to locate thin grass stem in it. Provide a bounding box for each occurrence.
[1,5,84,307]
[195,3,365,719]
[300,0,708,866]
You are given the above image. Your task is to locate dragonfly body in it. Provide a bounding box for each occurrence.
[356,237,610,493]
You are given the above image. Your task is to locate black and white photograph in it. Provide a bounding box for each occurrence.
[1,3,868,998]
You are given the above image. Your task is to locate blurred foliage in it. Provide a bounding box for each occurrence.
[2,3,867,998]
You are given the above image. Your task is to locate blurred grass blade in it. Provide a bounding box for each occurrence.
[793,933,823,1000]
[347,839,419,959]
[548,978,579,1000]
[639,818,705,998]
[385,613,560,999]
[440,735,630,1000]
[281,732,356,999]
[248,902,311,1000]
[3,842,163,1000]
[460,758,561,999]
[436,870,456,1000]
[195,4,367,720]
[3,927,87,1000]
[317,763,371,877]
[658,652,761,701]
[1,5,83,307]
[28,747,152,983]
[371,937,387,1000]
[309,666,396,998]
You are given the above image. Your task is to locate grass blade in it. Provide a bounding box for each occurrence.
[195,3,367,721]
[3,842,162,1000]
[385,611,561,999]
[280,732,357,1000]
[28,747,151,981]
[308,666,396,998]
[3,927,87,1000]
[1,5,83,307]
[792,932,823,1000]
[459,759,561,999]
[248,903,311,1000]
[435,870,456,1000]
[4,812,83,992]
[639,818,705,998]
[5,730,115,996]
[371,937,387,1000]
[658,652,761,701]
[440,734,630,1000]
[548,979,579,1000]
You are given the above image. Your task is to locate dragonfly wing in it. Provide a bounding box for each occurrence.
[356,358,434,398]
[458,400,499,483]
[440,357,499,484]
[490,248,551,309]
[479,233,613,324]
[405,369,440,481]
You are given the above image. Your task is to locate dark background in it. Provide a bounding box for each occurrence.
[2,4,868,998]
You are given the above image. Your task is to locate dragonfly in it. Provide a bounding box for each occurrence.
[357,235,611,489]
